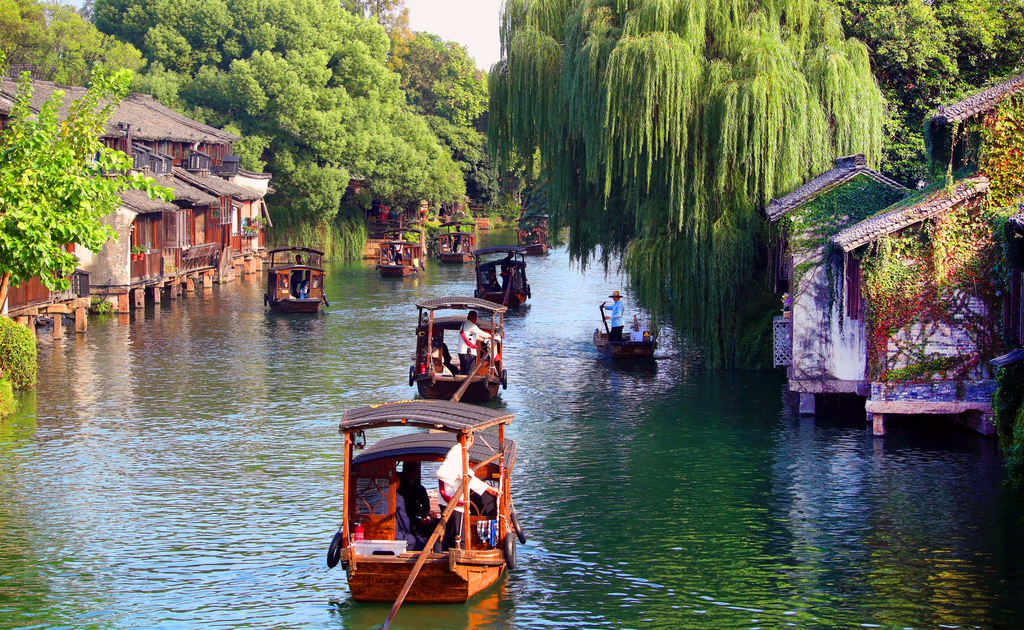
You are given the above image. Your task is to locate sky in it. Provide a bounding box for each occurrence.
[403,0,504,70]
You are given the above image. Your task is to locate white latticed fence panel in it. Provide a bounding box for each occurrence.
[773,316,792,367]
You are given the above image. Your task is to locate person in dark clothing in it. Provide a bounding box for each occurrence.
[431,333,459,375]
[500,253,515,292]
[399,461,436,539]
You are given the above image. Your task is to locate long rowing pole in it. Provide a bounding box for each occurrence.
[380,448,505,629]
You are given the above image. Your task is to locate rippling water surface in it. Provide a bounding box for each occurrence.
[1,230,1022,629]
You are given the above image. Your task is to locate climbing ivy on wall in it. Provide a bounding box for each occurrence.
[979,95,1024,207]
[859,202,1005,381]
[781,174,907,292]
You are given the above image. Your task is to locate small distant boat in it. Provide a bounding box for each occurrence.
[594,313,657,359]
[438,221,477,264]
[326,400,524,604]
[378,229,426,277]
[473,246,531,308]
[264,247,329,313]
[409,297,507,402]
[517,214,550,255]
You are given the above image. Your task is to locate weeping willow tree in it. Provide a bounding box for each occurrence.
[490,0,885,368]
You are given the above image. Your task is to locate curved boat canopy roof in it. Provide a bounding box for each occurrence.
[414,297,506,313]
[353,432,516,471]
[417,315,496,332]
[267,246,325,256]
[339,400,513,434]
[473,245,526,257]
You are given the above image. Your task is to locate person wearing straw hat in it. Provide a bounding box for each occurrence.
[603,291,626,341]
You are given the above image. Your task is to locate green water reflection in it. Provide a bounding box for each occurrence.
[0,230,1021,629]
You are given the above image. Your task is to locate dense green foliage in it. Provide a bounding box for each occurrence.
[0,377,12,418]
[94,0,465,255]
[0,67,171,304]
[0,0,143,84]
[993,362,1024,492]
[491,0,885,368]
[840,0,1024,186]
[980,95,1024,207]
[0,316,36,390]
[398,32,499,205]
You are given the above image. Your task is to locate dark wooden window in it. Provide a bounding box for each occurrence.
[846,255,862,320]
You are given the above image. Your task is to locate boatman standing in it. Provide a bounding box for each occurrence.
[458,311,493,377]
[603,291,625,341]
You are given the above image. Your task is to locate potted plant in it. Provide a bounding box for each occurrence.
[131,246,146,262]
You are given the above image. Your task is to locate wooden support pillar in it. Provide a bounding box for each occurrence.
[870,412,886,437]
[117,293,129,314]
[169,281,180,300]
[75,307,87,333]
[798,392,816,416]
[244,257,255,275]
[151,284,162,304]
[133,288,145,309]
[52,313,63,338]
[203,272,213,288]
[186,276,195,293]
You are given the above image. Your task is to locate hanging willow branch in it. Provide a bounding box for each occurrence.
[490,0,884,368]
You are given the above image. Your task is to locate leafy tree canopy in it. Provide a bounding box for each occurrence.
[0,0,143,84]
[0,65,171,308]
[94,0,465,224]
[491,0,885,368]
[394,31,498,205]
[840,0,1024,185]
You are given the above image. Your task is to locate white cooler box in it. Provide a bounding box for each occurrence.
[630,328,650,342]
[352,540,408,556]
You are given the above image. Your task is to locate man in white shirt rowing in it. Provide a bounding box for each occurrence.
[457,310,493,377]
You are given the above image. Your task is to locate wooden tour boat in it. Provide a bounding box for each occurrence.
[594,311,657,359]
[409,297,507,402]
[516,215,550,255]
[473,246,531,308]
[263,247,329,313]
[438,221,477,264]
[378,230,425,277]
[326,400,525,606]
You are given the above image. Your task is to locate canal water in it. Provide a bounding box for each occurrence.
[2,230,1022,630]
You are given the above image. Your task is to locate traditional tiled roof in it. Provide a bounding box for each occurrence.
[766,154,908,221]
[931,73,1024,125]
[117,189,178,214]
[0,78,239,144]
[173,167,263,201]
[831,176,990,252]
[154,175,217,206]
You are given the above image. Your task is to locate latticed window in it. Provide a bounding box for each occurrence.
[774,316,792,367]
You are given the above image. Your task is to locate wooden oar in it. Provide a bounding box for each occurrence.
[501,266,514,306]
[449,342,492,403]
[381,476,465,630]
[599,303,610,335]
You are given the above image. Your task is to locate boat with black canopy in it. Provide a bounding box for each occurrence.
[409,297,507,402]
[472,246,531,308]
[325,400,525,605]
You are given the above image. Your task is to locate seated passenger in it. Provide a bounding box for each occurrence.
[437,442,498,551]
[395,493,427,551]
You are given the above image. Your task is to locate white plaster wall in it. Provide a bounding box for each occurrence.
[790,247,867,385]
[78,205,137,289]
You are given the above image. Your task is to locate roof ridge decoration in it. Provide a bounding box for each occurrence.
[932,73,1024,125]
[830,176,990,252]
[766,154,908,222]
